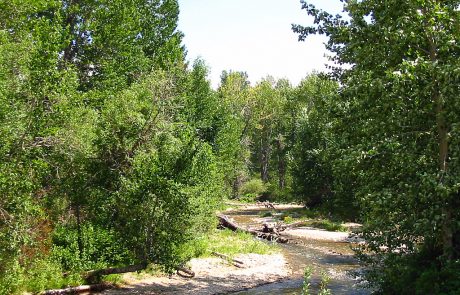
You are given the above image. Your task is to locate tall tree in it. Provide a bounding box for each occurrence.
[290,75,340,208]
[250,77,283,183]
[0,1,205,293]
[294,0,460,293]
[217,71,252,196]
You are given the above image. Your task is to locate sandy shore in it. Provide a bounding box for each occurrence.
[99,204,363,294]
[101,254,289,295]
[284,227,351,242]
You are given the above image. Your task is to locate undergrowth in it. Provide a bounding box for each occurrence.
[199,229,278,257]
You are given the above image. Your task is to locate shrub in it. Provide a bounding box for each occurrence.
[23,257,82,293]
[238,193,258,203]
[52,222,133,270]
[265,182,294,203]
[358,244,460,295]
[239,178,266,198]
[0,259,23,295]
[311,220,347,232]
[301,266,313,295]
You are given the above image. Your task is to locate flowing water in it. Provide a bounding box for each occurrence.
[226,208,370,295]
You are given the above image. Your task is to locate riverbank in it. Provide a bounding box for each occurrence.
[101,253,290,295]
[98,203,366,294]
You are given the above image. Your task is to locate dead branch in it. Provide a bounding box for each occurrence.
[85,263,147,282]
[30,136,59,148]
[176,266,195,278]
[211,251,244,268]
[280,220,309,231]
[217,214,288,244]
[256,201,276,209]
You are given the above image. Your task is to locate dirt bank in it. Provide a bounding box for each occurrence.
[101,254,289,295]
[99,204,363,294]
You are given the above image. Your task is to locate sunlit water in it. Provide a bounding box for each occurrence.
[226,209,370,295]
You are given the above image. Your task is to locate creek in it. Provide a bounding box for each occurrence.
[225,207,370,295]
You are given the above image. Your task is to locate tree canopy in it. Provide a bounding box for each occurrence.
[293,0,460,293]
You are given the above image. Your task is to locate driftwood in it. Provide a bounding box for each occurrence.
[256,201,276,209]
[176,266,195,278]
[217,214,288,243]
[41,283,113,295]
[44,262,195,294]
[211,251,244,268]
[86,262,195,280]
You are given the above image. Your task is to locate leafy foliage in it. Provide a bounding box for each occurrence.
[294,0,460,293]
[0,1,225,293]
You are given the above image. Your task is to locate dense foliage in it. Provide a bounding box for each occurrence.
[0,1,225,293]
[293,0,460,293]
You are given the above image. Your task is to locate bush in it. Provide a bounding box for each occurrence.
[51,222,133,272]
[265,182,294,203]
[114,137,221,272]
[24,257,82,293]
[311,220,347,232]
[238,193,258,203]
[239,178,266,199]
[359,245,460,295]
[0,259,22,295]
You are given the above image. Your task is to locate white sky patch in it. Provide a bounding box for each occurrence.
[178,0,344,88]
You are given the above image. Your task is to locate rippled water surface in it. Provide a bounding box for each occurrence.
[226,208,370,295]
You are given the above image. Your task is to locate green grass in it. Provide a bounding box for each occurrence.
[310,220,347,232]
[101,274,124,285]
[277,208,349,232]
[200,229,278,258]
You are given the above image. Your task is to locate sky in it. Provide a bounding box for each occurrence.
[177,0,344,88]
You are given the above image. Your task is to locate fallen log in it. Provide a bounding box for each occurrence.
[41,283,113,295]
[217,214,258,234]
[176,266,195,278]
[256,201,276,209]
[217,214,288,243]
[47,262,195,294]
[262,222,288,234]
[211,251,244,265]
[85,263,147,282]
[280,220,309,231]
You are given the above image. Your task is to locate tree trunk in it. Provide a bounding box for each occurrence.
[276,135,286,189]
[425,7,453,258]
[41,283,112,295]
[260,127,272,183]
[260,146,270,183]
[75,204,83,258]
[232,174,243,198]
[217,214,288,243]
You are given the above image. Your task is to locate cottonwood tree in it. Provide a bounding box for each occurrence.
[0,1,221,293]
[290,75,340,208]
[217,71,253,196]
[294,0,460,293]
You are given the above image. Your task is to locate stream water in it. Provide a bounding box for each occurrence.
[226,208,370,295]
